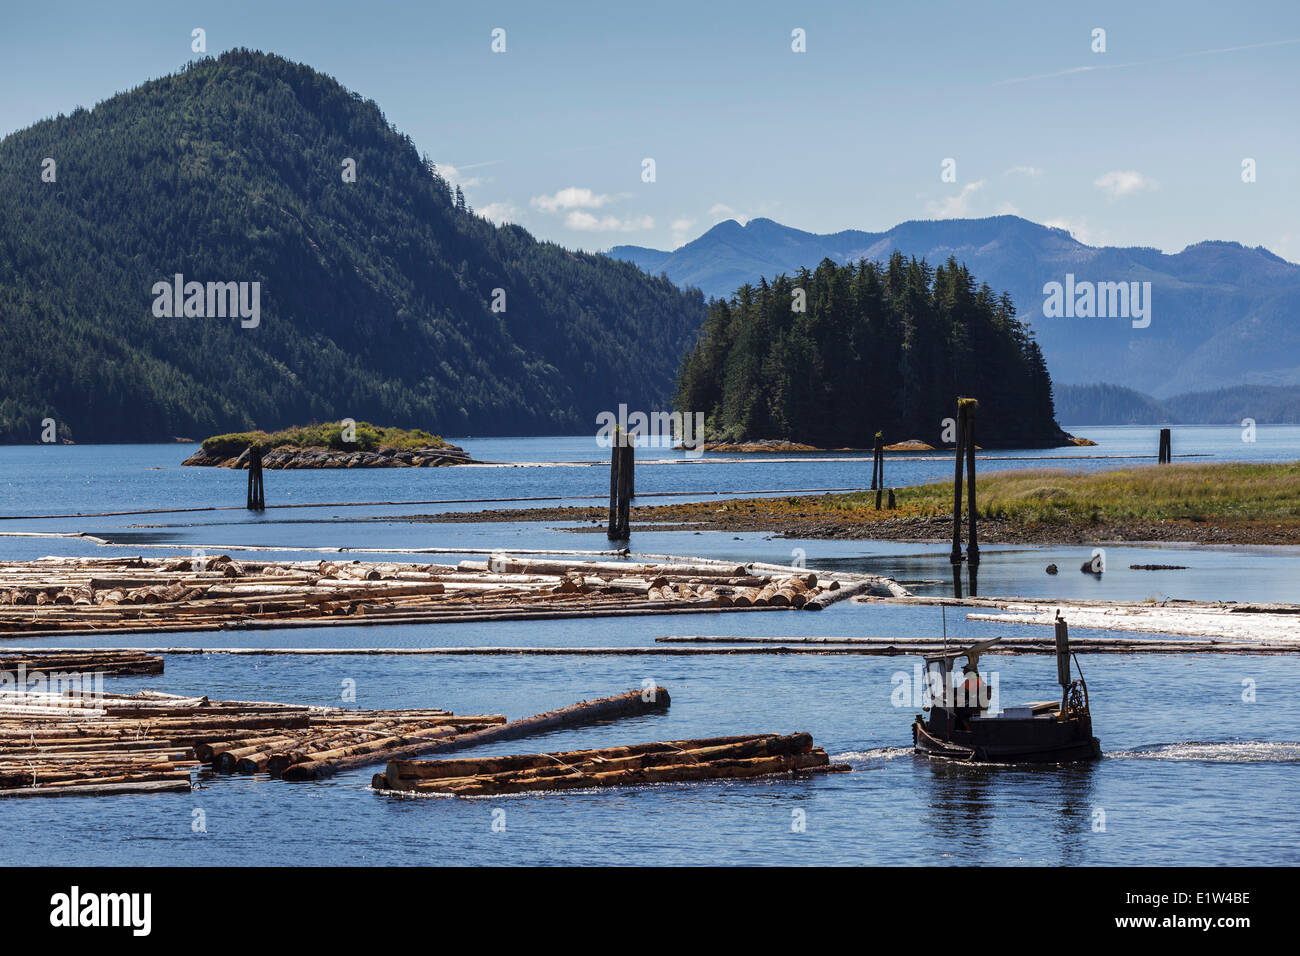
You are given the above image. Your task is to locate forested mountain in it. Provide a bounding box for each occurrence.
[614,217,1300,397]
[1057,383,1300,425]
[1053,384,1170,425]
[0,50,705,442]
[674,255,1069,448]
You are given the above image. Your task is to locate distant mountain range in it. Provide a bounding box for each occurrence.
[1055,383,1300,425]
[0,51,704,443]
[611,217,1300,398]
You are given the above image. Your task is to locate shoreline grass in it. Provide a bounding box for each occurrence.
[201,422,447,457]
[800,461,1300,525]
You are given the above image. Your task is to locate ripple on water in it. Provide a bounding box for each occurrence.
[1110,741,1300,763]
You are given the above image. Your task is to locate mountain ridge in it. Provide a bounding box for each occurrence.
[0,50,706,442]
[611,216,1300,397]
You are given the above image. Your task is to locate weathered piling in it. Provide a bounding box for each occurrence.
[607,433,633,539]
[873,432,884,509]
[619,442,633,532]
[1158,428,1172,464]
[964,399,979,566]
[870,432,882,492]
[246,444,265,511]
[950,403,966,564]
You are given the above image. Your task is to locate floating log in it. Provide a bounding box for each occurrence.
[375,732,848,796]
[281,686,670,781]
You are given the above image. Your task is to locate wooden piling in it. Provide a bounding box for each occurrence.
[608,431,634,539]
[1158,427,1171,464]
[963,399,979,566]
[607,439,620,537]
[618,442,633,536]
[246,445,265,511]
[950,405,965,564]
[870,432,881,491]
[874,433,884,509]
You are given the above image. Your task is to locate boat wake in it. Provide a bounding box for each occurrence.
[834,747,914,764]
[1110,741,1300,764]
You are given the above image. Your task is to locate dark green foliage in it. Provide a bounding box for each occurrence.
[0,50,704,442]
[1053,384,1170,425]
[673,256,1068,447]
[201,421,445,457]
[1057,383,1300,425]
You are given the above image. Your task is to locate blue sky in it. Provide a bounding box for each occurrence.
[2,0,1297,259]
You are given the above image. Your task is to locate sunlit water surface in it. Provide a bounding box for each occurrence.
[0,427,1295,865]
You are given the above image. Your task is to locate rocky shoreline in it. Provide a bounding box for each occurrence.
[183,442,476,469]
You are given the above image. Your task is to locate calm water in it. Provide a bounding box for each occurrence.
[0,426,1296,865]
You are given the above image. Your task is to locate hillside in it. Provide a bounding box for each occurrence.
[674,255,1068,448]
[613,216,1300,397]
[0,51,705,443]
[1057,383,1300,425]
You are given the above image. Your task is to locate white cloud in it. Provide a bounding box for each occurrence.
[436,163,488,189]
[565,211,654,232]
[997,37,1300,87]
[1005,165,1042,178]
[1043,216,1097,246]
[926,180,986,218]
[477,202,518,224]
[670,218,696,248]
[709,203,749,225]
[1093,170,1157,199]
[531,187,612,212]
[995,201,1021,216]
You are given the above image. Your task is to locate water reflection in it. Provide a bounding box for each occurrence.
[920,758,1099,863]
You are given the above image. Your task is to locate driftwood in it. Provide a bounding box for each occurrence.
[374,732,848,796]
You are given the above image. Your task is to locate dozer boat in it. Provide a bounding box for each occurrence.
[912,615,1101,763]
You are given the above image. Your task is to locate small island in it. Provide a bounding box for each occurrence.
[182,422,475,468]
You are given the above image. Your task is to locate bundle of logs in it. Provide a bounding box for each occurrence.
[0,686,670,797]
[374,732,848,796]
[0,649,163,676]
[0,689,504,797]
[0,554,895,637]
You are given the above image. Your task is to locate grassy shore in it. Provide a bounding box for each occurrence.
[411,462,1300,545]
[201,421,447,457]
[823,462,1300,525]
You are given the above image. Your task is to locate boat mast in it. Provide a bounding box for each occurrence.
[1054,612,1071,714]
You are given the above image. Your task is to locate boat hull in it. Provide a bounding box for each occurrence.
[912,717,1102,764]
